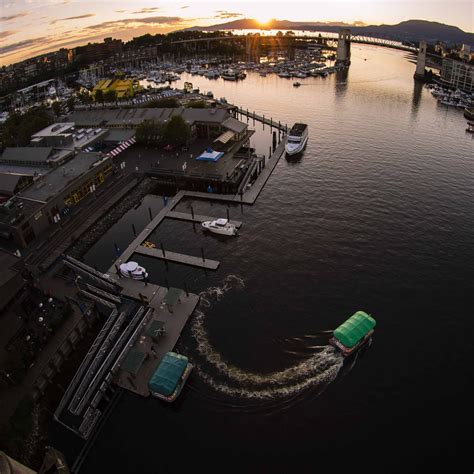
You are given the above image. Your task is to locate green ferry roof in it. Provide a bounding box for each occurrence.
[333,311,376,348]
[148,352,188,396]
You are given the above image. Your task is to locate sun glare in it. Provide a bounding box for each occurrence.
[256,16,272,26]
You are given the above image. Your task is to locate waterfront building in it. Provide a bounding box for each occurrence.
[440,58,474,92]
[92,78,141,100]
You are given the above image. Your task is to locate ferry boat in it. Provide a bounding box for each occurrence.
[285,123,308,156]
[148,352,193,402]
[202,218,237,236]
[329,311,376,357]
[119,261,148,280]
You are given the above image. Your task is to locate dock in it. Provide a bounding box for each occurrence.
[135,244,220,270]
[235,106,289,132]
[166,210,242,228]
[114,286,200,397]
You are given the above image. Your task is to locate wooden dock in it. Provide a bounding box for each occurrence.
[166,210,242,228]
[235,106,289,132]
[135,245,220,270]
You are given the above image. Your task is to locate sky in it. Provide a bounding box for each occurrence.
[1,0,473,66]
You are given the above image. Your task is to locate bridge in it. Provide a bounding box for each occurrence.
[169,30,420,57]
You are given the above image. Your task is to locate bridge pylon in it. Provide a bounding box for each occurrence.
[337,29,351,64]
[414,40,427,81]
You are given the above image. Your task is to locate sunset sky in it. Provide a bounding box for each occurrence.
[1,0,472,66]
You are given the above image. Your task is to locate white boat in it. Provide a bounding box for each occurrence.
[120,261,148,280]
[285,123,308,156]
[222,69,238,81]
[201,218,237,236]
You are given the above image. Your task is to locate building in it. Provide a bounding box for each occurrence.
[440,58,474,92]
[459,44,471,61]
[92,78,141,100]
[74,38,123,64]
[0,150,115,247]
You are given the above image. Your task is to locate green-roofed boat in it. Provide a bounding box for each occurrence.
[329,311,376,357]
[148,352,193,402]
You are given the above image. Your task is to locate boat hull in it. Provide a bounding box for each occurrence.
[329,330,374,357]
[201,221,237,236]
[285,135,308,156]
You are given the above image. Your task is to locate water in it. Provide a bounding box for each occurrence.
[66,45,473,473]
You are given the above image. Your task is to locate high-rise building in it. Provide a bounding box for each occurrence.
[440,58,474,92]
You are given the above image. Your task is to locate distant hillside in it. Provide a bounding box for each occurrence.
[188,19,474,46]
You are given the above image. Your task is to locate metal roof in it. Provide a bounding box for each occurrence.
[333,311,376,348]
[148,352,188,396]
[214,130,235,145]
[222,117,248,133]
[0,174,22,194]
[0,147,53,164]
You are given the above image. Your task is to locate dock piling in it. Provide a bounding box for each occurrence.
[115,264,121,277]
[201,247,206,262]
[132,224,137,237]
[190,206,195,219]
[148,207,153,221]
[114,243,120,256]
[263,115,265,130]
[227,208,230,221]
[160,242,166,257]
[184,282,189,297]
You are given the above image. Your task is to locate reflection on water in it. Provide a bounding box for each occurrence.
[76,44,474,474]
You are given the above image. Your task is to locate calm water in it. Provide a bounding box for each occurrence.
[66,45,473,473]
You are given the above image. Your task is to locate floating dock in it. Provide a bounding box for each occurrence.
[135,244,220,270]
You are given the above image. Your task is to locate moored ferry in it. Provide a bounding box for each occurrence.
[329,311,376,357]
[285,123,308,156]
[148,352,193,402]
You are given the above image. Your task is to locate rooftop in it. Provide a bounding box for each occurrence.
[19,152,110,203]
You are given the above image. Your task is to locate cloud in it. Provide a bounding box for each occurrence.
[115,10,126,13]
[85,16,185,32]
[215,11,243,19]
[132,7,160,14]
[0,37,48,56]
[50,14,95,25]
[0,30,17,41]
[0,12,28,22]
[180,5,189,9]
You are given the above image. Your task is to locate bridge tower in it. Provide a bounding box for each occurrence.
[337,29,351,63]
[414,40,427,80]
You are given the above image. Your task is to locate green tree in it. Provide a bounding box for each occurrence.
[104,89,117,103]
[276,31,284,37]
[162,115,190,147]
[67,96,75,111]
[285,30,295,37]
[94,89,104,103]
[185,100,208,109]
[144,97,180,108]
[51,101,62,117]
[136,119,163,146]
[78,91,92,104]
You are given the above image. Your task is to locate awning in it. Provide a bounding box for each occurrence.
[214,130,235,145]
[106,137,136,158]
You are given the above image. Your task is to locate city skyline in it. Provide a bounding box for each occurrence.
[1,0,473,66]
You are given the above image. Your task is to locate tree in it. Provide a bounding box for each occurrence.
[66,96,75,111]
[94,89,104,103]
[78,91,92,104]
[104,89,117,103]
[51,101,62,117]
[136,119,163,146]
[144,97,179,108]
[285,31,295,37]
[162,115,191,147]
[185,100,208,109]
[276,31,284,37]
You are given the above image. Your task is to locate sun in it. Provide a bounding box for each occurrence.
[256,16,273,26]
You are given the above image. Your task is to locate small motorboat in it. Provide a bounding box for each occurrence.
[293,82,301,87]
[120,261,148,280]
[201,218,237,236]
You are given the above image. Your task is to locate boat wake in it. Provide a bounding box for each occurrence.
[187,275,344,401]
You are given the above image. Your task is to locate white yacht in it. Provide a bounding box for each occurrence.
[222,69,238,81]
[119,261,148,280]
[202,218,237,236]
[285,123,308,156]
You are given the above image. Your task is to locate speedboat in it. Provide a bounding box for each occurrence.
[285,123,308,156]
[120,261,148,280]
[201,218,237,236]
[293,82,301,87]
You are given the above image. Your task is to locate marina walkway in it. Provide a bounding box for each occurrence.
[135,245,220,270]
[167,210,242,228]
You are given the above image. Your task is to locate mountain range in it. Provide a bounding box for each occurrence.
[187,19,474,46]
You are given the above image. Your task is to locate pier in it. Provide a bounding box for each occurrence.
[235,107,289,132]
